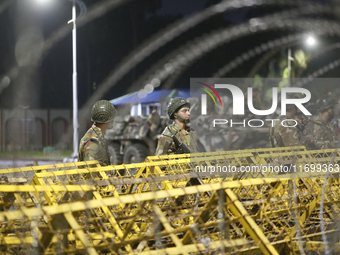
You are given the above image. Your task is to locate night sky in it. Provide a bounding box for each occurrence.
[0,0,339,110]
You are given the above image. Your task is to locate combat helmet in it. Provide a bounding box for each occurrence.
[91,100,117,123]
[316,95,337,112]
[167,98,190,119]
[285,93,304,110]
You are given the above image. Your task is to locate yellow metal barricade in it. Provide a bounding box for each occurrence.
[0,147,339,254]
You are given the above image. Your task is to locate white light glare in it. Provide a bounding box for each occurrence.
[306,36,316,47]
[36,0,52,4]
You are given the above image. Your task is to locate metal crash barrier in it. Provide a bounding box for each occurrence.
[0,146,340,254]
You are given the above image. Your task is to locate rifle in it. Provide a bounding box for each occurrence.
[166,126,191,154]
[165,126,210,208]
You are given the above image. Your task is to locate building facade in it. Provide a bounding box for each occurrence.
[0,108,72,151]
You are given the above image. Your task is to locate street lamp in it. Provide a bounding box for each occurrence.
[287,47,294,86]
[306,36,317,47]
[69,1,78,158]
[36,0,86,158]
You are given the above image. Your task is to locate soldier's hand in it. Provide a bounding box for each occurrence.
[305,135,314,144]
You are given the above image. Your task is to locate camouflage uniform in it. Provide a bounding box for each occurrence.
[299,116,314,136]
[78,124,110,166]
[155,123,198,155]
[312,116,339,149]
[147,111,160,134]
[269,115,311,148]
[296,115,316,150]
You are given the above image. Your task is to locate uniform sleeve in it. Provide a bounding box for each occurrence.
[303,121,314,136]
[314,125,324,149]
[313,125,338,149]
[279,126,302,147]
[274,129,283,147]
[155,135,173,156]
[82,140,100,162]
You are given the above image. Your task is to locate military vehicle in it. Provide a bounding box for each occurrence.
[105,89,272,164]
[105,115,170,164]
[105,89,186,164]
[105,111,269,165]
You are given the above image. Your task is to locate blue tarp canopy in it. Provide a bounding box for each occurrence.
[110,89,191,105]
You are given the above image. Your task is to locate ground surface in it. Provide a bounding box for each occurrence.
[0,150,73,169]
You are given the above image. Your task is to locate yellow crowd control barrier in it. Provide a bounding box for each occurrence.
[0,173,338,254]
[0,147,339,254]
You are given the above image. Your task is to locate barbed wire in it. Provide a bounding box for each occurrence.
[294,58,340,87]
[131,11,338,97]
[76,1,336,131]
[319,145,339,255]
[1,149,340,253]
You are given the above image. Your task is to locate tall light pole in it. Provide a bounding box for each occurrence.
[36,0,86,158]
[69,0,78,157]
[287,35,317,86]
[287,47,293,87]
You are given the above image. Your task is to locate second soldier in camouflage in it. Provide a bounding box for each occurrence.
[311,95,339,149]
[156,98,198,155]
[269,102,314,148]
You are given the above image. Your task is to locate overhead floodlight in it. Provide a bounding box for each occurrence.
[306,36,316,47]
[36,0,51,3]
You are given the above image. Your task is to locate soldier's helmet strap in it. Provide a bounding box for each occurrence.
[165,126,176,137]
[162,126,178,136]
[161,126,172,139]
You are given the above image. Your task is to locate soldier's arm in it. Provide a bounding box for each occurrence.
[328,140,340,149]
[314,132,340,149]
[281,126,302,147]
[282,125,313,148]
[83,140,101,162]
[313,125,330,149]
[300,134,315,149]
[314,138,331,150]
[303,121,314,136]
[155,135,173,156]
[313,127,323,149]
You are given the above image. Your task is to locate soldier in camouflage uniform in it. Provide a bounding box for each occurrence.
[78,100,117,166]
[156,98,198,155]
[269,103,314,148]
[311,95,339,149]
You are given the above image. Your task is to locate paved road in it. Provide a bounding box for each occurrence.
[0,159,80,186]
[0,158,76,169]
